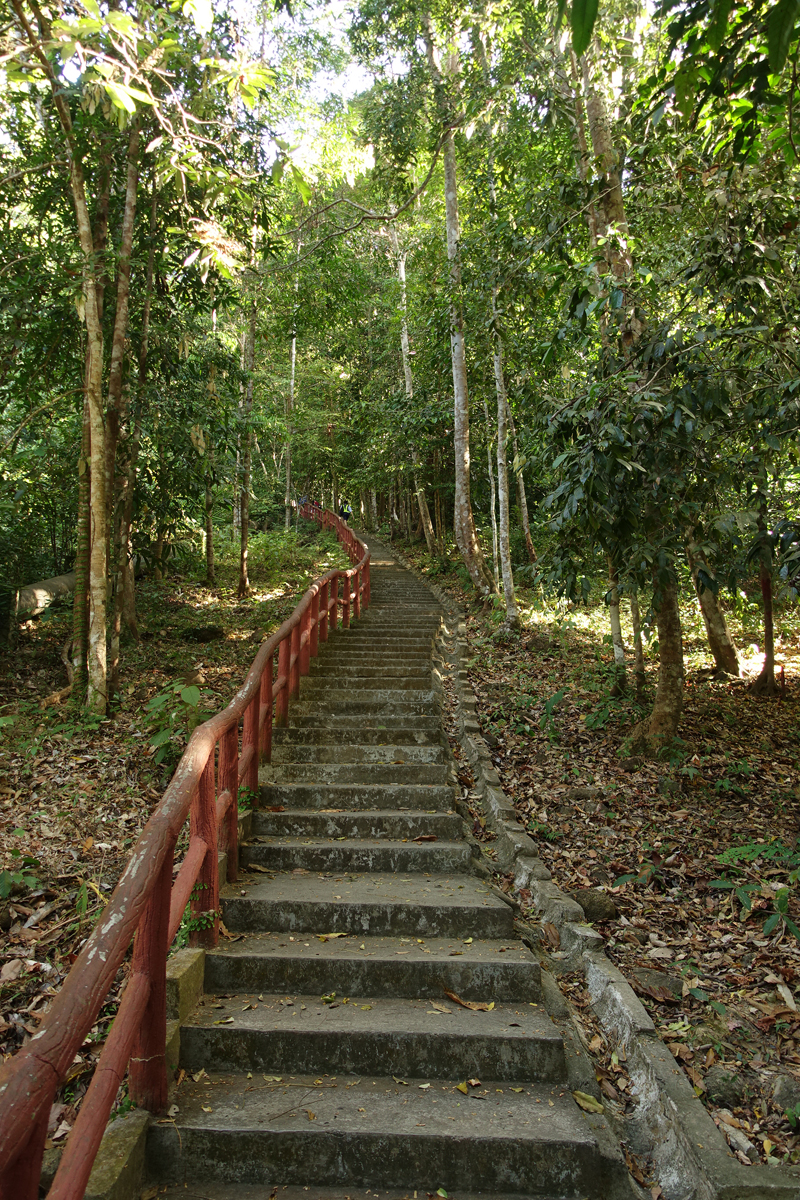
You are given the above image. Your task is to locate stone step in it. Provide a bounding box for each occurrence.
[270,744,446,764]
[259,784,455,810]
[203,932,540,1001]
[260,763,451,786]
[308,665,432,679]
[147,1074,628,1197]
[251,809,461,840]
[221,872,513,939]
[271,727,442,746]
[300,680,435,697]
[241,838,470,874]
[158,1184,572,1200]
[179,994,564,1082]
[288,715,441,731]
[288,698,439,716]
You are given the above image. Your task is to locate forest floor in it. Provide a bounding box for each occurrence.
[0,523,347,1132]
[401,537,800,1174]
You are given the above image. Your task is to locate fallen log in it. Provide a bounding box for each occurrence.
[16,571,76,616]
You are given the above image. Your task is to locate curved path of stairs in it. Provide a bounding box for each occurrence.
[149,535,631,1200]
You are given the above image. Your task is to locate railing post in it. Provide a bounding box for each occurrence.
[242,691,259,801]
[129,837,175,1114]
[276,636,290,725]
[220,724,238,883]
[0,1106,49,1200]
[289,621,300,699]
[319,580,329,643]
[260,651,273,764]
[365,558,370,608]
[300,604,311,677]
[353,565,361,620]
[190,754,219,948]
[342,572,351,629]
[310,588,320,659]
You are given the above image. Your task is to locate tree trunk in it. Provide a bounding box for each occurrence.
[685,539,741,676]
[634,577,684,752]
[482,393,500,588]
[238,298,256,597]
[205,444,215,585]
[505,403,536,563]
[607,557,627,691]
[752,516,778,694]
[630,590,645,701]
[422,17,494,597]
[370,489,378,531]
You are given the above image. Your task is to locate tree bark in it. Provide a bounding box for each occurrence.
[630,590,646,701]
[482,393,500,588]
[752,510,778,694]
[506,402,536,563]
[238,298,256,597]
[634,577,684,752]
[422,15,494,597]
[370,489,378,531]
[607,557,627,690]
[685,539,741,676]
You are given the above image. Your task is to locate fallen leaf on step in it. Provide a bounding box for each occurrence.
[510,1088,524,1093]
[265,805,285,812]
[167,1105,179,1117]
[306,1110,316,1120]
[247,864,270,874]
[213,1016,235,1024]
[192,1069,207,1082]
[201,1106,213,1113]
[393,1076,408,1086]
[448,951,463,956]
[541,922,560,949]
[572,1091,604,1113]
[468,1078,481,1087]
[263,1075,282,1082]
[361,1004,372,1010]
[419,1083,431,1090]
[413,834,438,842]
[444,989,494,1012]
[318,933,347,942]
[428,1003,451,1014]
[456,1082,468,1094]
[777,983,797,1011]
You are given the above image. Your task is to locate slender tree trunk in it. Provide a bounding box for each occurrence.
[238,298,256,597]
[482,394,500,588]
[630,590,645,701]
[422,16,494,596]
[205,443,215,584]
[607,557,627,691]
[505,403,536,563]
[370,489,378,531]
[634,577,684,751]
[285,241,300,531]
[753,508,778,694]
[685,539,741,676]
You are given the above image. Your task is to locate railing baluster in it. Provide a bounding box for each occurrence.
[128,837,175,1114]
[289,621,300,698]
[320,580,329,643]
[189,754,218,948]
[300,604,311,677]
[354,565,361,619]
[242,691,259,800]
[220,724,238,883]
[343,571,351,628]
[276,636,290,725]
[260,652,273,764]
[0,1106,49,1200]
[310,589,319,659]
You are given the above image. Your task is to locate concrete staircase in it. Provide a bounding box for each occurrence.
[148,537,631,1200]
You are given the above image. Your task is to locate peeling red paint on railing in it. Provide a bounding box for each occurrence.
[0,507,368,1200]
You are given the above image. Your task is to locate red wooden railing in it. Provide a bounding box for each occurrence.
[0,506,368,1200]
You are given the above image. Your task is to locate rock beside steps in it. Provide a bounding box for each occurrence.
[146,537,632,1200]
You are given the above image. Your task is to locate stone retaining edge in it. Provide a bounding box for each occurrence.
[385,540,800,1200]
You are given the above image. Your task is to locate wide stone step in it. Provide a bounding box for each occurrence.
[259,783,455,810]
[252,809,461,840]
[269,744,446,764]
[158,1184,575,1200]
[300,680,434,697]
[241,837,470,874]
[261,763,450,786]
[289,696,437,716]
[179,994,564,1082]
[147,1075,628,1197]
[288,714,441,731]
[308,665,432,679]
[221,872,514,939]
[203,932,540,1001]
[271,727,442,746]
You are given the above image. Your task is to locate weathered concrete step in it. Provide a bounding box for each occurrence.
[271,726,442,746]
[241,837,469,874]
[308,665,432,679]
[270,743,446,764]
[203,932,540,1001]
[290,694,437,713]
[159,1184,571,1200]
[251,809,461,840]
[288,714,440,730]
[322,637,436,647]
[259,783,455,810]
[147,1074,628,1196]
[261,763,450,786]
[180,995,564,1082]
[301,680,435,697]
[221,872,513,938]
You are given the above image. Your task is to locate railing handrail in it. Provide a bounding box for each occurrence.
[0,508,369,1200]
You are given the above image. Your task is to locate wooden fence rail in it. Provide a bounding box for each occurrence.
[0,506,368,1200]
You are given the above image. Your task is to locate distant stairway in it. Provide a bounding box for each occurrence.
[147,535,631,1200]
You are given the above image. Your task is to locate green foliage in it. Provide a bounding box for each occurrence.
[146,681,207,766]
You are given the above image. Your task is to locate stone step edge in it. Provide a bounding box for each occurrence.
[384,541,798,1200]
